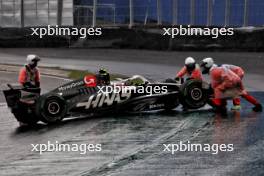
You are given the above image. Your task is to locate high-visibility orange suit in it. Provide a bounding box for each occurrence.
[176,64,203,80]
[210,66,259,108]
[19,65,40,87]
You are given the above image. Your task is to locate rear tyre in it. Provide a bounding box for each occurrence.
[36,95,67,124]
[179,79,208,109]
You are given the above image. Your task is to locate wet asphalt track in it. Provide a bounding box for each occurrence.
[0,50,264,176]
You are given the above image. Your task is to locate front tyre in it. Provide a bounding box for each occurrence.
[36,95,67,124]
[179,79,208,109]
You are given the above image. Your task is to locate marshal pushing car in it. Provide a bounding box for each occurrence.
[3,74,210,125]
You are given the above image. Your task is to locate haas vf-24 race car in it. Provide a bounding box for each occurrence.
[3,75,209,125]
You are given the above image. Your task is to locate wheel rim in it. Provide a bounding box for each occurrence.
[190,88,202,101]
[47,102,60,115]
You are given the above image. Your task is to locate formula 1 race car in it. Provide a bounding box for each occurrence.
[3,75,210,125]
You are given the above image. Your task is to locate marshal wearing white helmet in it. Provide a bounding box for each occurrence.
[200,57,262,112]
[200,57,216,74]
[19,54,41,88]
[176,57,203,80]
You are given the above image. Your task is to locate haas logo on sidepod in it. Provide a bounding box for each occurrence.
[76,92,131,109]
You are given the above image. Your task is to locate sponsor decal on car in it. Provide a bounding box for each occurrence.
[58,81,84,91]
[57,75,97,91]
[149,104,165,109]
[76,92,131,109]
[84,75,97,87]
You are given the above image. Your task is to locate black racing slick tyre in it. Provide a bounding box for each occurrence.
[179,79,208,109]
[36,95,67,124]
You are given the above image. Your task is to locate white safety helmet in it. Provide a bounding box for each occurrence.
[26,54,40,65]
[185,57,195,65]
[185,57,196,72]
[200,57,214,74]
